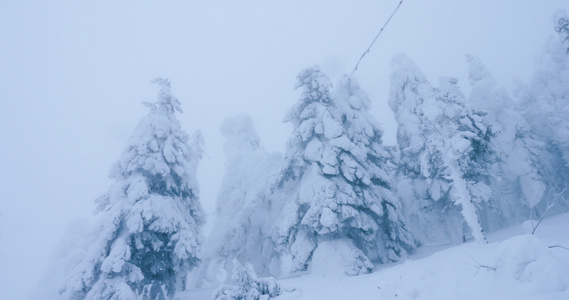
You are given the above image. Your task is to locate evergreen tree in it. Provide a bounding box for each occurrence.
[192,114,282,287]
[523,9,569,163]
[516,9,569,210]
[390,55,496,243]
[467,56,546,225]
[271,66,413,275]
[59,79,205,300]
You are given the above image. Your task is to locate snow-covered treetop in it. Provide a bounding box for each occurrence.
[284,66,333,126]
[144,77,183,114]
[388,54,430,117]
[527,9,569,139]
[553,9,569,45]
[107,78,202,207]
[467,55,512,114]
[388,54,433,155]
[335,77,383,144]
[467,55,494,84]
[294,66,333,104]
[221,113,260,153]
[215,113,265,214]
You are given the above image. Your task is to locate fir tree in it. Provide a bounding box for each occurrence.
[192,114,282,287]
[467,56,546,226]
[271,66,413,275]
[516,9,569,210]
[521,10,569,161]
[390,55,496,243]
[58,79,204,300]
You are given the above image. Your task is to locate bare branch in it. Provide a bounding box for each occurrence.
[468,254,496,275]
[549,245,569,250]
[531,203,554,235]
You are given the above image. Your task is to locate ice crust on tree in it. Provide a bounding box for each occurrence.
[389,54,497,244]
[271,66,414,276]
[49,79,204,300]
[191,113,282,288]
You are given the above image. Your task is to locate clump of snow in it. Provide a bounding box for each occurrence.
[494,234,569,292]
[212,259,281,300]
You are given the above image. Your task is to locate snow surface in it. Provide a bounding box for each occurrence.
[181,212,569,300]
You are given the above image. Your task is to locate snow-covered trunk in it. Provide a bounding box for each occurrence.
[444,156,487,243]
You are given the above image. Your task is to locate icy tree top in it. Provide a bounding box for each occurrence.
[294,66,333,104]
[466,55,493,84]
[388,54,430,116]
[221,113,260,154]
[108,78,201,203]
[144,77,183,114]
[553,9,569,43]
[284,66,333,125]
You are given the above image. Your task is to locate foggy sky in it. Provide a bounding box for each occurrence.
[1,1,568,299]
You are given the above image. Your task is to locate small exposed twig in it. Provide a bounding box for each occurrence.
[549,245,569,250]
[468,254,496,275]
[531,184,566,235]
[531,203,554,235]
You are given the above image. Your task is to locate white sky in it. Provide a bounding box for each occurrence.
[1,1,567,299]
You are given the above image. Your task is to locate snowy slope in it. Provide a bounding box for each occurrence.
[182,213,569,300]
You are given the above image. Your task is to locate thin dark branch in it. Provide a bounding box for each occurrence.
[468,253,496,275]
[531,203,554,235]
[549,245,569,250]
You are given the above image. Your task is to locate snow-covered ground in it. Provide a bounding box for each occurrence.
[183,213,569,300]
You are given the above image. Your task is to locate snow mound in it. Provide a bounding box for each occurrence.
[311,240,373,276]
[273,213,569,300]
[494,234,569,292]
[213,260,281,300]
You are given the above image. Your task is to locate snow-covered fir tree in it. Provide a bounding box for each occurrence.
[271,66,413,275]
[467,56,547,226]
[516,9,569,211]
[191,113,282,287]
[390,55,496,244]
[57,78,205,300]
[521,9,569,164]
